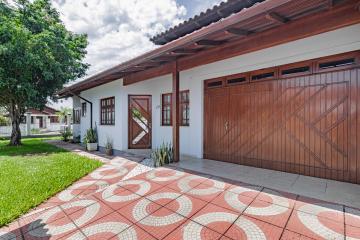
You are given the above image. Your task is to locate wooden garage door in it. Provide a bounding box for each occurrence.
[204,67,360,183]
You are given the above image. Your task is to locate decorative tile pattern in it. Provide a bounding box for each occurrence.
[286,210,345,240]
[67,212,131,240]
[243,198,292,228]
[137,207,187,239]
[191,203,239,234]
[224,215,283,240]
[145,168,186,184]
[163,219,222,240]
[5,143,359,240]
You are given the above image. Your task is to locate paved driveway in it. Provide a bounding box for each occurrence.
[1,156,360,240]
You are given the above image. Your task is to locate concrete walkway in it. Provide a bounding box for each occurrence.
[173,156,360,209]
[1,141,359,240]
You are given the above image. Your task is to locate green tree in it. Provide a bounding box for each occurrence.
[56,107,72,124]
[0,0,88,145]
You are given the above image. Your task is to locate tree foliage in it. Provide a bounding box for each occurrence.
[0,0,89,145]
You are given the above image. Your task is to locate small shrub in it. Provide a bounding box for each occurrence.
[30,128,41,134]
[71,135,81,143]
[105,137,113,150]
[151,142,174,167]
[0,115,9,126]
[83,128,97,144]
[61,128,72,142]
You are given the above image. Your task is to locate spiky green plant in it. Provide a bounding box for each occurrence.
[151,142,174,167]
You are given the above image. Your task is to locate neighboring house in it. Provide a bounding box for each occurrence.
[27,106,62,131]
[59,0,360,184]
[0,106,66,136]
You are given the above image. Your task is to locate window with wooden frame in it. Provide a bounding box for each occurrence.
[73,109,81,124]
[161,93,172,126]
[161,90,190,126]
[49,116,59,123]
[250,68,277,81]
[180,90,190,126]
[100,97,115,125]
[82,102,87,117]
[316,52,358,72]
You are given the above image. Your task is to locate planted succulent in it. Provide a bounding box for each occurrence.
[151,142,174,167]
[84,128,98,151]
[105,137,113,156]
[61,127,72,142]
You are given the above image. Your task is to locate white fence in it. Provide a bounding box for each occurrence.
[0,124,27,137]
[0,123,67,137]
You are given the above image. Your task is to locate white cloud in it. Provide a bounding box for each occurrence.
[52,0,187,78]
[189,0,223,17]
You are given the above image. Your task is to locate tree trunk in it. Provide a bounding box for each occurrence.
[9,103,22,146]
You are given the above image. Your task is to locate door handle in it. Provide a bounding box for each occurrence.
[225,122,229,132]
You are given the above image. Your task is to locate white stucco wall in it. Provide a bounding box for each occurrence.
[75,23,360,158]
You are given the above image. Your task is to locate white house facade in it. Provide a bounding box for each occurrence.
[60,0,360,184]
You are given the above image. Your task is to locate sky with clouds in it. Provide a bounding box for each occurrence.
[52,0,222,79]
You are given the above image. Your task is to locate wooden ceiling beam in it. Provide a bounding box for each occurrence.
[195,40,226,46]
[138,62,161,67]
[356,1,360,11]
[170,49,200,55]
[225,28,252,36]
[265,12,289,24]
[151,56,177,62]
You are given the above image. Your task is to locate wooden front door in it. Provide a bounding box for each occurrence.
[128,95,152,149]
[204,68,359,183]
[204,87,229,161]
[37,117,43,128]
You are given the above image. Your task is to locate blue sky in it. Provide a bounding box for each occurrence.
[179,0,222,18]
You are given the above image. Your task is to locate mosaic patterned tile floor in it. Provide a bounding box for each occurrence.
[1,151,360,239]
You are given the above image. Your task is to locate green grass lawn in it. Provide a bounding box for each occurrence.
[0,138,102,226]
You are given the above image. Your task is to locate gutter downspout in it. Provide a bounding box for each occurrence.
[69,91,93,129]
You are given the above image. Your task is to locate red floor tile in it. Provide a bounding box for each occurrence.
[243,198,293,228]
[0,220,22,240]
[224,215,283,240]
[281,230,314,240]
[90,165,129,182]
[145,167,186,185]
[185,183,224,202]
[145,187,182,206]
[295,196,344,224]
[117,197,162,223]
[167,174,208,193]
[346,224,360,239]
[60,197,99,216]
[191,203,239,234]
[281,230,312,240]
[201,177,231,191]
[286,209,345,240]
[111,224,157,240]
[163,219,221,240]
[165,193,208,218]
[19,206,68,233]
[226,183,263,199]
[211,190,253,214]
[68,212,132,240]
[136,207,187,240]
[23,214,79,240]
[116,179,163,197]
[67,200,114,228]
[98,188,141,210]
[219,236,232,240]
[256,188,297,209]
[345,207,360,228]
